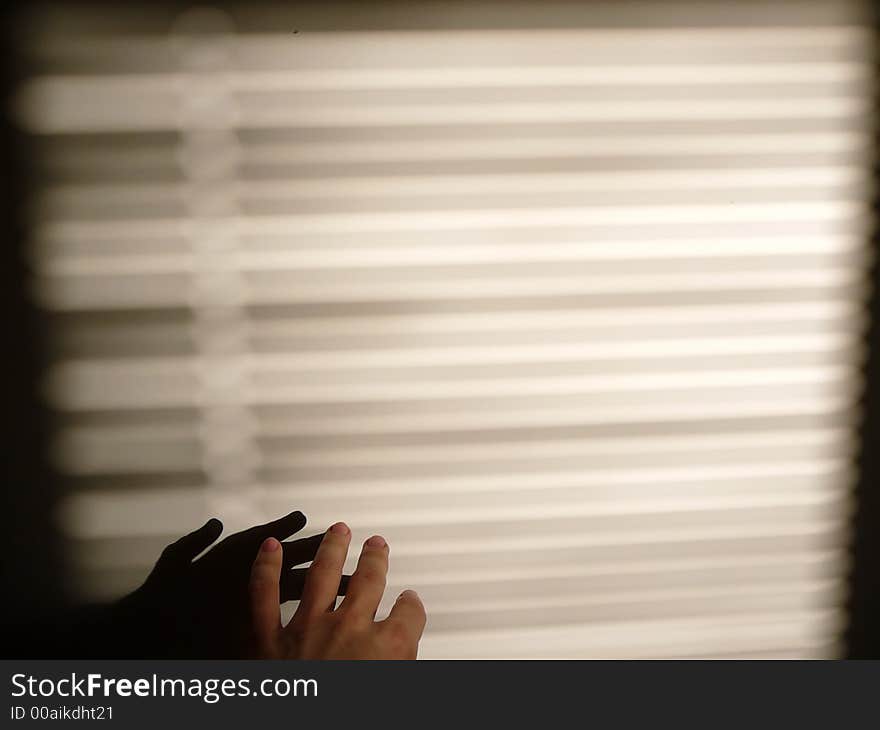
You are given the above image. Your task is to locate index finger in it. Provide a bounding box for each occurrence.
[249,538,283,657]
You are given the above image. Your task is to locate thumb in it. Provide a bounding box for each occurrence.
[383,590,427,659]
[250,538,283,657]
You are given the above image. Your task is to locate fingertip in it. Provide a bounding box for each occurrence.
[262,537,281,553]
[386,588,427,645]
[163,516,223,562]
[283,510,307,530]
[329,521,350,536]
[265,510,308,541]
[204,517,223,536]
[397,589,423,609]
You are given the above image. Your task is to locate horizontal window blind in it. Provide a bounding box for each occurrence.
[17,0,873,657]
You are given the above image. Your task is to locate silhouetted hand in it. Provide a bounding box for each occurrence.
[110,510,350,658]
[249,522,426,660]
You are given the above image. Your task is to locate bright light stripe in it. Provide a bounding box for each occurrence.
[417,610,839,658]
[48,307,864,351]
[19,95,869,134]
[33,236,867,276]
[350,520,849,559]
[234,25,870,45]
[240,139,867,165]
[247,269,866,301]
[33,166,868,214]
[266,489,850,527]
[240,167,868,195]
[42,24,873,47]
[40,134,869,173]
[242,135,868,164]
[256,334,856,368]
[310,490,847,536]
[252,371,854,404]
[18,63,871,101]
[259,427,851,468]
[70,485,852,526]
[363,550,844,587]
[35,200,863,239]
[44,333,856,372]
[267,430,851,460]
[418,574,839,611]
[238,202,867,232]
[45,378,857,412]
[258,398,856,433]
[232,62,872,88]
[386,571,844,618]
[34,270,867,312]
[46,360,854,403]
[421,594,839,642]
[247,301,861,334]
[244,97,870,126]
[273,455,851,500]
